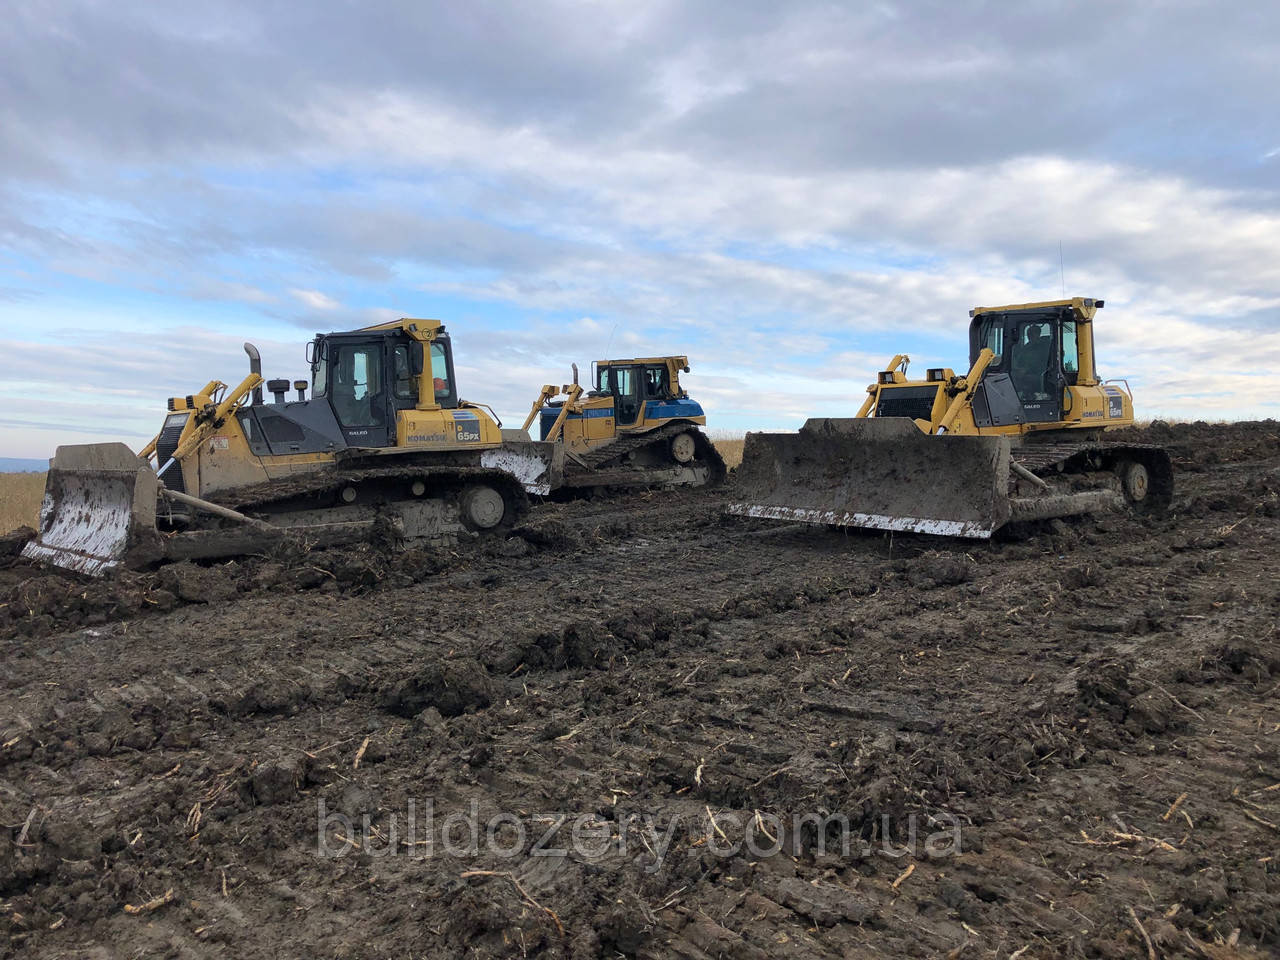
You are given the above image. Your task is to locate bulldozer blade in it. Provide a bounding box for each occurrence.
[20,443,159,576]
[483,439,563,496]
[727,418,1013,538]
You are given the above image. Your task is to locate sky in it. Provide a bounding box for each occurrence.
[2,0,1279,459]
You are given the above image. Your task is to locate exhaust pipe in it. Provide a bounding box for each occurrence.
[244,342,263,405]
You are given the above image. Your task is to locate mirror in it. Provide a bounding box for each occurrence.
[409,342,425,376]
[306,337,327,366]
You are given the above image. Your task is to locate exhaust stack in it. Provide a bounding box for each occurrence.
[244,343,263,405]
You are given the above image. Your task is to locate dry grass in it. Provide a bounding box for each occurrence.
[0,473,45,534]
[712,437,745,470]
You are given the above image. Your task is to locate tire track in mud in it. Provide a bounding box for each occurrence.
[1,422,1278,957]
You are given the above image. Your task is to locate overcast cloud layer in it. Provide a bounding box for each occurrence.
[2,0,1279,457]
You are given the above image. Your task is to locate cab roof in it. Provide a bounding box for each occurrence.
[598,356,689,367]
[969,297,1103,320]
[354,317,445,340]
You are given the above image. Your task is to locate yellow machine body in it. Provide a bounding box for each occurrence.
[521,355,724,489]
[24,318,559,575]
[155,318,511,499]
[729,298,1172,539]
[523,356,706,454]
[852,298,1134,437]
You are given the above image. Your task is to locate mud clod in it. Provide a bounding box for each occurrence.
[0,525,34,561]
[2,420,1279,958]
[771,877,877,926]
[380,657,494,717]
[511,517,582,551]
[252,757,306,806]
[904,552,975,588]
[157,562,240,602]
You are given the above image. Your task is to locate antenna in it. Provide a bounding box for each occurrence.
[1059,241,1066,297]
[603,321,619,361]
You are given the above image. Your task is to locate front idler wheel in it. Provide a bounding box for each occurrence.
[670,431,697,465]
[460,484,506,530]
[1118,460,1150,505]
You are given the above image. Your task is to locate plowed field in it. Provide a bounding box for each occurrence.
[1,421,1278,959]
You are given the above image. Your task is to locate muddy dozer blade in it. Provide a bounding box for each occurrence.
[484,438,563,496]
[726,418,1012,538]
[20,443,159,576]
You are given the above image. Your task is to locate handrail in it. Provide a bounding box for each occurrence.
[459,399,503,429]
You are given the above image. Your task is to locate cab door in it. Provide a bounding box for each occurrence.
[1007,319,1062,424]
[328,339,395,446]
[611,365,642,427]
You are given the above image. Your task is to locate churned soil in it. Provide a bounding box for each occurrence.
[1,421,1278,958]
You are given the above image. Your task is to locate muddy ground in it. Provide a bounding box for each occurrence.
[1,421,1278,959]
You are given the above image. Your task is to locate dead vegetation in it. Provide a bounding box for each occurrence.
[711,435,744,470]
[0,472,44,534]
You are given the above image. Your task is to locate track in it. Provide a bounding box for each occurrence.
[0,420,1278,958]
[1014,436,1176,509]
[561,422,726,488]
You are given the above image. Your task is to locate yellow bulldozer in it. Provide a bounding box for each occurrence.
[523,355,725,490]
[23,318,562,575]
[729,297,1173,537]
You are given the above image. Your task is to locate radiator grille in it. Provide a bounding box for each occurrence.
[875,386,939,422]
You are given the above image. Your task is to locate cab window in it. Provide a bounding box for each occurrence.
[430,342,456,405]
[312,355,328,398]
[1010,321,1054,402]
[612,367,635,397]
[643,365,670,398]
[980,319,1004,365]
[393,345,414,399]
[1061,321,1079,385]
[331,344,384,427]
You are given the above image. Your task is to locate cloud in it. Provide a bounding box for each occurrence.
[190,280,277,305]
[2,0,1280,457]
[0,326,307,456]
[5,2,1279,184]
[290,288,341,311]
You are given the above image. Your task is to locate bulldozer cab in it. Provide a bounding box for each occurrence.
[968,301,1099,426]
[595,358,685,428]
[309,328,460,446]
